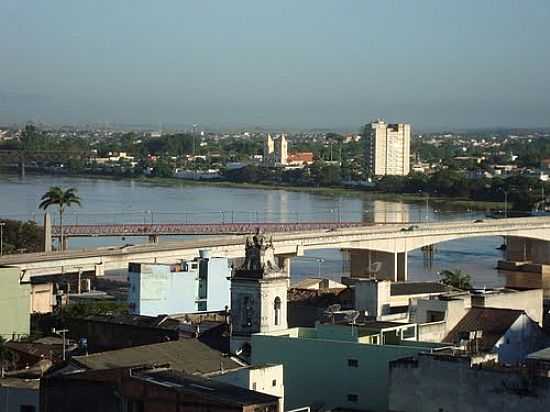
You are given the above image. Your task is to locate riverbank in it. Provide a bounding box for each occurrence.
[0,168,504,210]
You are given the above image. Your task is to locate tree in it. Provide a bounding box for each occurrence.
[0,219,44,254]
[439,269,472,290]
[39,187,81,251]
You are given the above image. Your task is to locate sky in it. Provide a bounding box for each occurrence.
[1,0,549,130]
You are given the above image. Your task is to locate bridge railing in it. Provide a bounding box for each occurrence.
[2,208,488,226]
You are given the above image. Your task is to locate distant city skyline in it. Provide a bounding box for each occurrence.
[1,1,549,130]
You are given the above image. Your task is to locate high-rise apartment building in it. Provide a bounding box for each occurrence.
[364,120,411,176]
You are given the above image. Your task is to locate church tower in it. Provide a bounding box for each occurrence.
[263,134,275,165]
[230,231,289,357]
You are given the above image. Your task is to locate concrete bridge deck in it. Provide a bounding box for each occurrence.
[2,216,550,280]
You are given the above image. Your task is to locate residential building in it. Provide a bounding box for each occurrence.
[0,378,39,412]
[364,119,411,176]
[66,340,284,412]
[389,351,550,412]
[443,307,546,364]
[251,322,444,412]
[0,268,30,338]
[40,366,280,412]
[128,250,231,316]
[286,152,314,166]
[292,277,346,291]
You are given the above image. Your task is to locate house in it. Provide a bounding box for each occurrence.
[64,340,284,412]
[251,321,446,412]
[40,366,280,412]
[443,307,546,364]
[0,268,30,338]
[389,351,550,412]
[128,250,231,316]
[292,277,346,291]
[0,378,39,412]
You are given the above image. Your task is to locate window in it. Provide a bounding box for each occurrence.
[348,359,359,368]
[347,393,359,403]
[274,296,282,326]
[272,379,277,387]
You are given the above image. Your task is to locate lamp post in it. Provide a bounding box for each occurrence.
[498,188,508,218]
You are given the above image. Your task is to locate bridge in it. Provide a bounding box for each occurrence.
[3,216,550,281]
[51,222,366,238]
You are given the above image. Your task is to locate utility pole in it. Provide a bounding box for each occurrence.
[52,328,69,361]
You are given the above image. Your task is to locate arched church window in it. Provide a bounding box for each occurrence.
[274,296,282,326]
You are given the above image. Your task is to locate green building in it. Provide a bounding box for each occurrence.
[251,321,445,412]
[0,268,30,338]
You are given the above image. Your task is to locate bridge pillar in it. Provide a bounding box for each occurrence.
[344,249,407,282]
[95,263,105,277]
[530,239,550,265]
[505,236,533,262]
[43,213,52,253]
[148,234,160,244]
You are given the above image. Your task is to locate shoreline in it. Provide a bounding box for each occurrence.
[0,168,504,210]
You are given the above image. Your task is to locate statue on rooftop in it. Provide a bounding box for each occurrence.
[238,228,279,275]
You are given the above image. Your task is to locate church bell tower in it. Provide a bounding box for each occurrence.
[230,230,289,356]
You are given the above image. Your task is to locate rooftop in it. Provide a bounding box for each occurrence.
[71,339,242,375]
[136,368,279,406]
[0,377,40,390]
[391,281,453,296]
[444,307,525,351]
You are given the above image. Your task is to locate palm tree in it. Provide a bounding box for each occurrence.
[439,269,473,290]
[39,187,81,251]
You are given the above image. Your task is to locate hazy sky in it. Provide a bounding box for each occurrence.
[1,1,549,130]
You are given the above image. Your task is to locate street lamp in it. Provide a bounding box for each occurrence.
[498,188,508,218]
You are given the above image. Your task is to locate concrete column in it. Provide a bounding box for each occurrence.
[397,252,408,282]
[530,239,550,265]
[43,213,52,253]
[505,236,532,262]
[148,234,160,244]
[95,263,105,277]
[345,248,401,282]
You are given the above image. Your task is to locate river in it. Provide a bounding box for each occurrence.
[0,173,507,288]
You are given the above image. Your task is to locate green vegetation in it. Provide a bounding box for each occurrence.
[62,302,128,317]
[439,269,473,290]
[39,187,81,251]
[0,219,44,254]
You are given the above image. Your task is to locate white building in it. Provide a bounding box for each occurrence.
[364,120,411,176]
[263,134,288,166]
[128,250,231,316]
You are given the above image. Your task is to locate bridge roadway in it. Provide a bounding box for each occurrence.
[2,216,550,280]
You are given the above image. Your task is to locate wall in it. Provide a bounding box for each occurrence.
[0,268,30,337]
[0,384,39,412]
[129,257,231,316]
[251,332,438,412]
[496,314,547,364]
[206,257,232,312]
[354,279,391,318]
[389,354,550,412]
[212,365,284,412]
[30,282,54,314]
[414,296,470,340]
[471,289,543,326]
